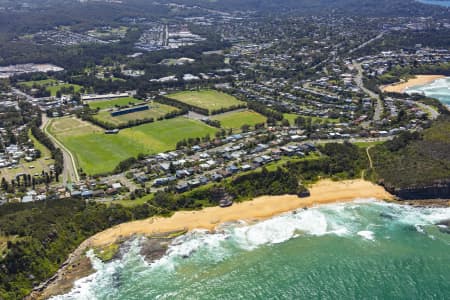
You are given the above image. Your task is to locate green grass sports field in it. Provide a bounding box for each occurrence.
[212,110,266,131]
[167,90,244,113]
[48,117,218,175]
[87,97,143,110]
[93,102,179,126]
[19,79,82,96]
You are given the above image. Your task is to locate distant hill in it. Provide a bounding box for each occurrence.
[172,0,449,16]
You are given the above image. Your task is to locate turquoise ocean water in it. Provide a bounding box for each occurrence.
[53,200,450,300]
[406,77,450,106]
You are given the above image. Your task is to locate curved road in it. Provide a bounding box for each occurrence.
[352,60,440,122]
[42,114,79,184]
[12,87,36,102]
[414,101,440,120]
[353,61,384,122]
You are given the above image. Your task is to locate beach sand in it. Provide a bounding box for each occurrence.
[381,75,445,93]
[28,179,394,299]
[88,179,393,248]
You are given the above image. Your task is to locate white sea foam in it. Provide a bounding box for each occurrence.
[233,210,329,249]
[50,250,108,300]
[151,229,230,270]
[357,230,375,241]
[390,205,450,227]
[406,78,450,93]
[148,200,450,264]
[54,200,450,299]
[50,239,144,300]
[415,224,425,234]
[406,77,450,105]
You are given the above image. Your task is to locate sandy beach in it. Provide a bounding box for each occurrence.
[88,179,393,248]
[28,179,394,299]
[381,75,445,93]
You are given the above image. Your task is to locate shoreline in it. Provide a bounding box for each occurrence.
[88,179,394,248]
[29,179,394,299]
[381,75,445,93]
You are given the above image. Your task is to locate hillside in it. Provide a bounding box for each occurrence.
[371,115,450,199]
[173,0,448,16]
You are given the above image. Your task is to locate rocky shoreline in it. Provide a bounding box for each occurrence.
[26,239,96,300]
[26,179,448,299]
[26,230,186,300]
[386,182,450,200]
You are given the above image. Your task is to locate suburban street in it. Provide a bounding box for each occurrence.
[41,113,80,183]
[12,87,35,101]
[414,101,440,120]
[348,32,385,54]
[352,61,384,122]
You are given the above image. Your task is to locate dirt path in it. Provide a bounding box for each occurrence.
[366,145,374,169]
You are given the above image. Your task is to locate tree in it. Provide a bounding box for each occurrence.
[281,119,290,127]
[241,124,250,132]
[295,116,306,128]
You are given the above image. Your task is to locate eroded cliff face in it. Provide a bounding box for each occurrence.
[386,182,450,200]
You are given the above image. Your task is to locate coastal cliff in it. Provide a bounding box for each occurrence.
[372,116,450,200]
[386,182,450,200]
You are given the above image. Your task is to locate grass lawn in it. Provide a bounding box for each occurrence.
[264,152,321,172]
[167,90,245,113]
[19,79,58,88]
[114,194,154,207]
[87,97,143,110]
[46,83,82,96]
[283,113,339,125]
[353,141,384,148]
[48,117,218,175]
[0,160,52,181]
[212,110,266,131]
[19,79,82,96]
[93,102,179,126]
[29,129,52,158]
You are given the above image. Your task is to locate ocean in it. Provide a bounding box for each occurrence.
[406,77,450,106]
[52,200,450,300]
[418,0,450,7]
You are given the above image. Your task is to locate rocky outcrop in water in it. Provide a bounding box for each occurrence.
[437,220,450,234]
[140,238,171,262]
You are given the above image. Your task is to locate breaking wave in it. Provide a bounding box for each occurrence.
[52,199,450,300]
[406,77,450,105]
